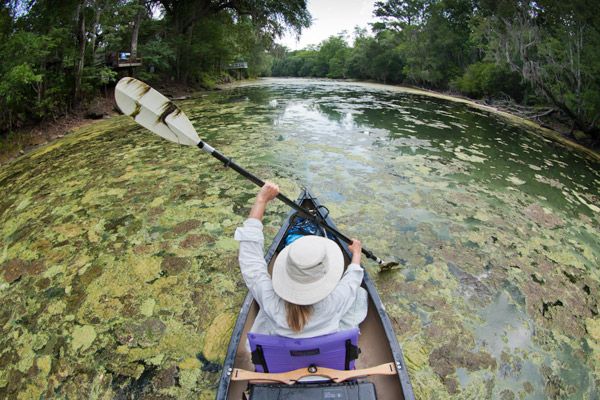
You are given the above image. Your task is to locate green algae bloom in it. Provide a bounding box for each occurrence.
[0,78,599,399]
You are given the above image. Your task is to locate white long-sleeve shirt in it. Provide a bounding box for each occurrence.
[234,218,368,338]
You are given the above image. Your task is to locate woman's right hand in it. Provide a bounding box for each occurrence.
[348,238,362,265]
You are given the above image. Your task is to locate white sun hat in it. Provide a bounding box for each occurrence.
[272,235,344,305]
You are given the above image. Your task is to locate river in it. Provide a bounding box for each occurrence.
[0,78,598,398]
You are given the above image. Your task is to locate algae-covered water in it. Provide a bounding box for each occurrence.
[1,78,599,399]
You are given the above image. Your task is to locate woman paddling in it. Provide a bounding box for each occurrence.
[234,181,368,338]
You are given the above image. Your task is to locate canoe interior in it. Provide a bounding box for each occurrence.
[222,192,410,400]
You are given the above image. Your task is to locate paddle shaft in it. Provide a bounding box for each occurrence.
[197,140,386,265]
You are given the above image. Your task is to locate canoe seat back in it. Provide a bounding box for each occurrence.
[248,328,360,373]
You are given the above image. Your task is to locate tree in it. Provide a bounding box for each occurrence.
[382,0,475,87]
[74,0,86,103]
[0,64,43,129]
[130,0,148,60]
[373,0,430,30]
[318,35,349,78]
[154,0,311,82]
[371,30,404,83]
[482,0,600,136]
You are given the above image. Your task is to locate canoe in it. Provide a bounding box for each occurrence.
[216,189,415,400]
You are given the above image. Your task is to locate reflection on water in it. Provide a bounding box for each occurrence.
[0,78,598,399]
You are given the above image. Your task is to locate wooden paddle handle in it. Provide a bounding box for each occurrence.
[231,362,397,385]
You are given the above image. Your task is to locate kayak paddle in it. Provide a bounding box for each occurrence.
[114,77,399,269]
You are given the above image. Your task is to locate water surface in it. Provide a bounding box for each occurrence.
[0,78,598,399]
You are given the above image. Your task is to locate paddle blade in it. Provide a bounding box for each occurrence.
[115,77,200,146]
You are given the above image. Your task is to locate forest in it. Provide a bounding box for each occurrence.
[1,0,599,144]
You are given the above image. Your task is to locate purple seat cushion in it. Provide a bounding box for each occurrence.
[248,328,360,373]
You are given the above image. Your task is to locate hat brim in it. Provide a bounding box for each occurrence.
[272,236,344,305]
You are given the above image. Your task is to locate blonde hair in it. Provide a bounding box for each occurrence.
[285,301,313,332]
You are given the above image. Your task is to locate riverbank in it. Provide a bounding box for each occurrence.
[0,82,199,166]
[0,95,117,166]
[2,77,599,166]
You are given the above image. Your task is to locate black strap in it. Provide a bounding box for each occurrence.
[345,339,360,370]
[290,348,320,357]
[251,345,269,373]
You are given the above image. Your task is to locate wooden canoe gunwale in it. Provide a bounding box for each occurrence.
[216,189,415,400]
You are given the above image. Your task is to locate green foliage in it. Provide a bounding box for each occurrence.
[477,0,600,135]
[0,64,43,129]
[137,38,177,82]
[320,36,350,78]
[452,62,524,101]
[98,67,118,86]
[398,0,474,87]
[157,0,310,83]
[373,0,429,29]
[0,32,48,72]
[272,32,404,83]
[346,30,404,83]
[272,50,318,77]
[273,0,474,87]
[198,72,217,89]
[0,64,42,106]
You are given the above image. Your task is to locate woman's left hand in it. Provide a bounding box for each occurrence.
[257,181,279,203]
[249,181,279,220]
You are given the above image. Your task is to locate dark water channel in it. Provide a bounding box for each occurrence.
[0,78,598,398]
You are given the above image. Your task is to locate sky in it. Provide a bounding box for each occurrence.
[277,0,379,50]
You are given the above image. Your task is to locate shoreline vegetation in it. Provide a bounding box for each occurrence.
[2,77,598,167]
[0,81,198,165]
